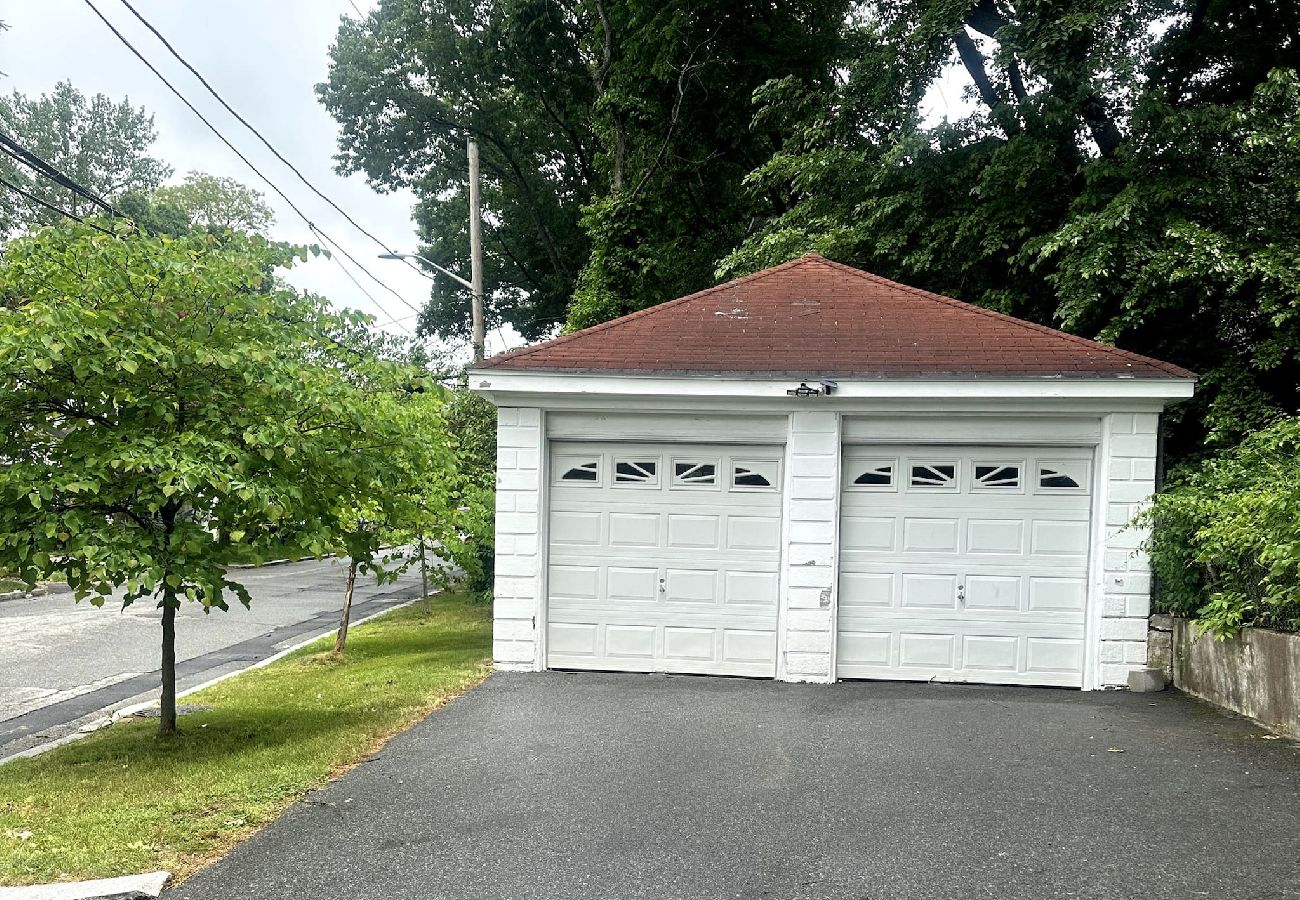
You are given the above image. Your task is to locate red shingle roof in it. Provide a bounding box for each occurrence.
[477,254,1195,379]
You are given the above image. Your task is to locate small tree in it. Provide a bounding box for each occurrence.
[0,223,398,734]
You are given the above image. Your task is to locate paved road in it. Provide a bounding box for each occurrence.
[0,558,425,757]
[171,672,1300,900]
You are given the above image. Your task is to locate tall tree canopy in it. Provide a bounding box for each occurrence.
[0,81,171,236]
[722,0,1300,460]
[318,0,850,342]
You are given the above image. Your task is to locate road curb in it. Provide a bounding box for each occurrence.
[0,595,428,767]
[0,870,169,899]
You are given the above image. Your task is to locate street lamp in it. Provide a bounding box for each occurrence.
[377,138,485,361]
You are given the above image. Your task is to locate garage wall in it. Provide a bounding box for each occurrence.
[493,407,544,671]
[780,411,841,683]
[1096,412,1160,686]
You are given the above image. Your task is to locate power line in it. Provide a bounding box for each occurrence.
[0,132,127,220]
[112,0,427,286]
[0,174,116,235]
[80,0,425,326]
[314,232,415,336]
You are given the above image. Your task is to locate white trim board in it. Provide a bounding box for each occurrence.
[472,370,1195,403]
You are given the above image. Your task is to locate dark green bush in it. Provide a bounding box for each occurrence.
[1144,416,1300,636]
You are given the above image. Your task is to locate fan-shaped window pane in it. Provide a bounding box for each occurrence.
[673,461,717,486]
[560,461,600,483]
[910,463,956,487]
[731,460,778,490]
[1039,469,1080,489]
[975,464,1020,488]
[615,460,658,484]
[854,465,893,486]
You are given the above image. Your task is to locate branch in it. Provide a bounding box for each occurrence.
[953,28,1018,137]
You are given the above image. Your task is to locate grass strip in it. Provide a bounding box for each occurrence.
[0,592,491,885]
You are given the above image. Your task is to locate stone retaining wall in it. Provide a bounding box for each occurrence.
[1151,615,1300,739]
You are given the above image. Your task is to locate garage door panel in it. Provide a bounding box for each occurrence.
[962,635,1019,671]
[840,572,894,607]
[964,575,1021,610]
[839,444,1093,687]
[724,570,779,605]
[1030,520,1090,556]
[837,630,892,666]
[667,514,721,548]
[1028,577,1086,612]
[1026,638,1085,674]
[606,567,658,602]
[550,511,602,546]
[548,622,598,656]
[608,513,659,547]
[664,627,714,660]
[899,633,956,668]
[549,565,600,600]
[723,629,777,664]
[967,520,1025,554]
[726,516,781,551]
[606,625,656,658]
[547,441,781,677]
[900,573,958,609]
[902,518,959,552]
[841,516,895,551]
[664,568,717,603]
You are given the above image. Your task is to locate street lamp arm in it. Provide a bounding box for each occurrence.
[377,252,475,292]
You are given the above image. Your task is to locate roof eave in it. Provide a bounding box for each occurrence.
[469,367,1197,404]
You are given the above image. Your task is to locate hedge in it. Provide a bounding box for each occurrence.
[1144,417,1300,637]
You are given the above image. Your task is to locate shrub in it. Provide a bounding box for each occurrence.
[1144,416,1300,637]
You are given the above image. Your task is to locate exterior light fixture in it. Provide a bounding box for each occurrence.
[787,380,837,397]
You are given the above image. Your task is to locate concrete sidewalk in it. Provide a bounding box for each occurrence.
[168,672,1300,900]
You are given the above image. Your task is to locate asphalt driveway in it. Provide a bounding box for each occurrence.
[170,673,1300,900]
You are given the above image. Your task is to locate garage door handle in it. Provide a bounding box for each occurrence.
[957,584,965,604]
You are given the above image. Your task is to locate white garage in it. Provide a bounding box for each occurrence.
[546,441,783,676]
[837,444,1093,686]
[473,254,1195,690]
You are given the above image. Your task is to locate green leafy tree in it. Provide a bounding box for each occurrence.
[724,0,1300,461]
[318,0,851,341]
[0,223,424,734]
[0,81,171,235]
[117,172,275,236]
[1142,415,1300,637]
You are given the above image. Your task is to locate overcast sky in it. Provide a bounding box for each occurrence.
[0,0,483,348]
[0,1,975,353]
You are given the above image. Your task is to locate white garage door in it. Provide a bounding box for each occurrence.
[546,441,783,676]
[837,446,1094,687]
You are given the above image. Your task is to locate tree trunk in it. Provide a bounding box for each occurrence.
[334,559,358,653]
[419,537,430,613]
[160,592,178,736]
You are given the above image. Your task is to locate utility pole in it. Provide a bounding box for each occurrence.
[467,137,485,362]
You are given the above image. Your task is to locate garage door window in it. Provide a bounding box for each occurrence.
[1037,460,1089,492]
[849,461,896,490]
[615,459,659,486]
[973,463,1022,491]
[908,462,957,489]
[557,458,601,485]
[672,460,718,487]
[732,460,779,490]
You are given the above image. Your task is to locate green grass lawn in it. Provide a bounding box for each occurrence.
[0,593,491,886]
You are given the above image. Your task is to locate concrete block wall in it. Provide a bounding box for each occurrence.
[779,411,840,683]
[1097,412,1160,686]
[493,407,543,671]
